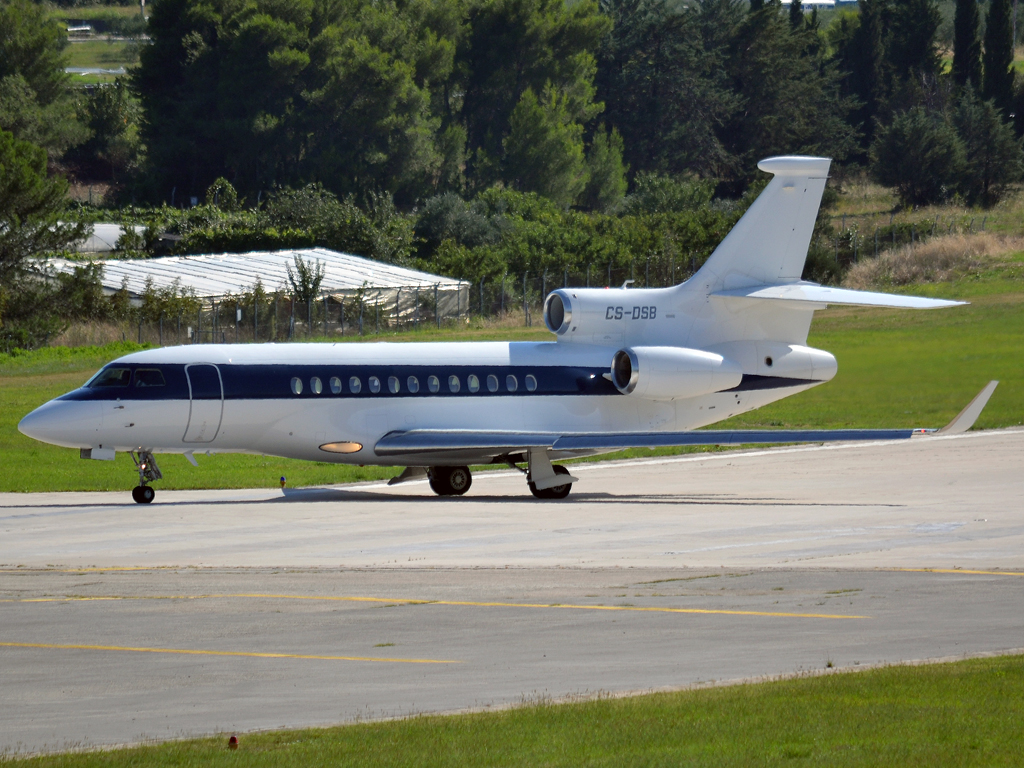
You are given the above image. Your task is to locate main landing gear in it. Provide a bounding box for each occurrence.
[428,466,472,496]
[130,449,162,504]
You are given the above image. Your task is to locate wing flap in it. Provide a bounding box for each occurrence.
[712,282,966,309]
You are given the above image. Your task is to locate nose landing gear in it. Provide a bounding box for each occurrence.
[130,450,162,504]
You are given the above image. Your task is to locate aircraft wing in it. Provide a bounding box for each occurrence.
[374,382,997,459]
[711,282,966,309]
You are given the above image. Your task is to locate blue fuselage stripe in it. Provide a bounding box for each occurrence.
[57,364,818,403]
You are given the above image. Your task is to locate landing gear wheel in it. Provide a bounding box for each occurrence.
[132,485,155,504]
[428,466,472,496]
[528,465,572,500]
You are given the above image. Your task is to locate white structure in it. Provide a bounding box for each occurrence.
[70,223,146,253]
[49,247,470,317]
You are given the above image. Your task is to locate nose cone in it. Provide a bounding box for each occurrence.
[19,399,102,448]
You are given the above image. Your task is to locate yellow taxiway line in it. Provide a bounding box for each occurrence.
[1,593,867,620]
[0,641,457,664]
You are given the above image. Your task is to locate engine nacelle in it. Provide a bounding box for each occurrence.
[610,346,743,401]
[543,287,667,345]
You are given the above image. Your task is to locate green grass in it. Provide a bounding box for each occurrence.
[2,278,1021,493]
[4,654,1024,766]
[64,40,137,70]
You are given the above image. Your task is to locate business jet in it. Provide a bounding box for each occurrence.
[19,156,997,503]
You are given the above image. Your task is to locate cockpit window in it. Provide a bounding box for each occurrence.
[134,368,166,388]
[90,367,131,388]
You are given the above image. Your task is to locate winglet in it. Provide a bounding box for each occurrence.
[936,381,999,435]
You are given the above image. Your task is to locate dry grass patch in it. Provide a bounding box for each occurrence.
[843,232,1024,289]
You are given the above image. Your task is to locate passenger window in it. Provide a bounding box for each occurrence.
[134,368,166,388]
[448,374,460,393]
[90,367,131,388]
[428,375,440,393]
[330,376,342,394]
[310,376,323,395]
[388,376,400,394]
[487,374,499,393]
[525,374,537,392]
[467,374,480,393]
[291,377,303,395]
[408,376,420,393]
[369,376,381,393]
[506,374,518,392]
[349,376,362,394]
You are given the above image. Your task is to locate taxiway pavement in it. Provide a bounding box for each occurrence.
[1,429,1022,753]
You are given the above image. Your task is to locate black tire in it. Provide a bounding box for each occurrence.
[428,469,452,496]
[429,466,472,496]
[139,486,155,504]
[131,486,143,503]
[528,465,572,500]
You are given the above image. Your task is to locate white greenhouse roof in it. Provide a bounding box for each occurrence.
[49,247,467,299]
[70,223,147,253]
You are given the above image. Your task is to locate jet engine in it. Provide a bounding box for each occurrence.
[543,287,666,345]
[610,346,743,401]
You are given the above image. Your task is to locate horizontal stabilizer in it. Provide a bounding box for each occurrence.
[712,282,966,309]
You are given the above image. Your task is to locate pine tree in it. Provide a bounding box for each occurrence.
[750,0,765,12]
[842,0,889,145]
[953,0,983,89]
[789,0,803,29]
[983,0,1015,115]
[888,0,941,80]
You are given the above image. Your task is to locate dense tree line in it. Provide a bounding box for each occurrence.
[4,0,1024,348]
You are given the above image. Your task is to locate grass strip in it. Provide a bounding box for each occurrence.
[3,653,1023,766]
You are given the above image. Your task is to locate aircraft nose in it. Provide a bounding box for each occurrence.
[18,400,102,448]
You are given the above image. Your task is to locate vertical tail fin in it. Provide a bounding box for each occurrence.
[695,156,831,291]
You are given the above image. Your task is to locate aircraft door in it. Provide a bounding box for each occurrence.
[183,364,224,443]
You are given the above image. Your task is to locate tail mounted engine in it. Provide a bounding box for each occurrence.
[610,346,743,401]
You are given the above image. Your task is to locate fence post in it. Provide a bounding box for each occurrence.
[395,288,401,329]
[376,293,380,333]
[607,261,611,286]
[542,272,546,302]
[645,255,650,287]
[435,283,440,329]
[522,272,528,326]
[177,314,181,344]
[159,315,163,346]
[586,264,591,287]
[197,305,201,344]
[358,297,363,336]
[138,319,142,344]
[340,298,345,336]
[500,274,505,315]
[254,298,258,342]
[323,293,329,336]
[564,268,568,288]
[479,278,485,316]
[235,303,239,342]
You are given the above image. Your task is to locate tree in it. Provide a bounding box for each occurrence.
[887,0,941,81]
[870,108,966,206]
[952,0,983,89]
[596,0,739,178]
[580,125,627,211]
[983,0,1015,116]
[458,0,609,188]
[838,0,889,147]
[953,93,1023,206]
[502,86,588,207]
[0,0,86,159]
[722,4,858,175]
[0,129,84,285]
[789,0,803,30]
